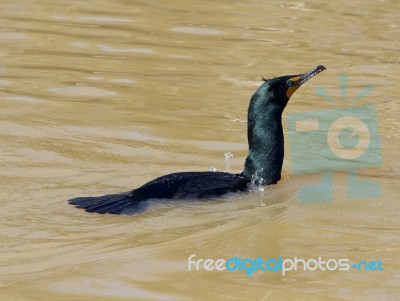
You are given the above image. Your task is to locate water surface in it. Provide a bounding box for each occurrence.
[1,0,399,300]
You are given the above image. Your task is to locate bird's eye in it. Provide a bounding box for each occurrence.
[287,80,294,87]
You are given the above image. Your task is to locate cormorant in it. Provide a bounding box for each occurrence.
[68,65,326,214]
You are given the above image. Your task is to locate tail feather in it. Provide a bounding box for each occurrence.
[68,192,137,214]
[85,198,132,214]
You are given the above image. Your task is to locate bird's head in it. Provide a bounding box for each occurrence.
[254,65,326,113]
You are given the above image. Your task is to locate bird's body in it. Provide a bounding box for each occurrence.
[69,172,249,214]
[68,65,326,215]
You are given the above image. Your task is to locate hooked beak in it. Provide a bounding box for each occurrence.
[286,65,326,98]
[298,65,326,86]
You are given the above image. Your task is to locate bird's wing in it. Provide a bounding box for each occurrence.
[132,171,249,200]
[174,172,249,199]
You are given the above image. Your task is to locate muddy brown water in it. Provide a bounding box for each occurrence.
[0,0,399,300]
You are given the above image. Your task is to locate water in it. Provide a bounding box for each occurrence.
[1,0,399,300]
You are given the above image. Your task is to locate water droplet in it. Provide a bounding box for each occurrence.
[224,152,233,172]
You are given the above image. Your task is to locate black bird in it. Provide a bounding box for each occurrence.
[68,65,326,214]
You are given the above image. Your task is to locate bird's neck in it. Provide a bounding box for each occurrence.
[242,104,284,185]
